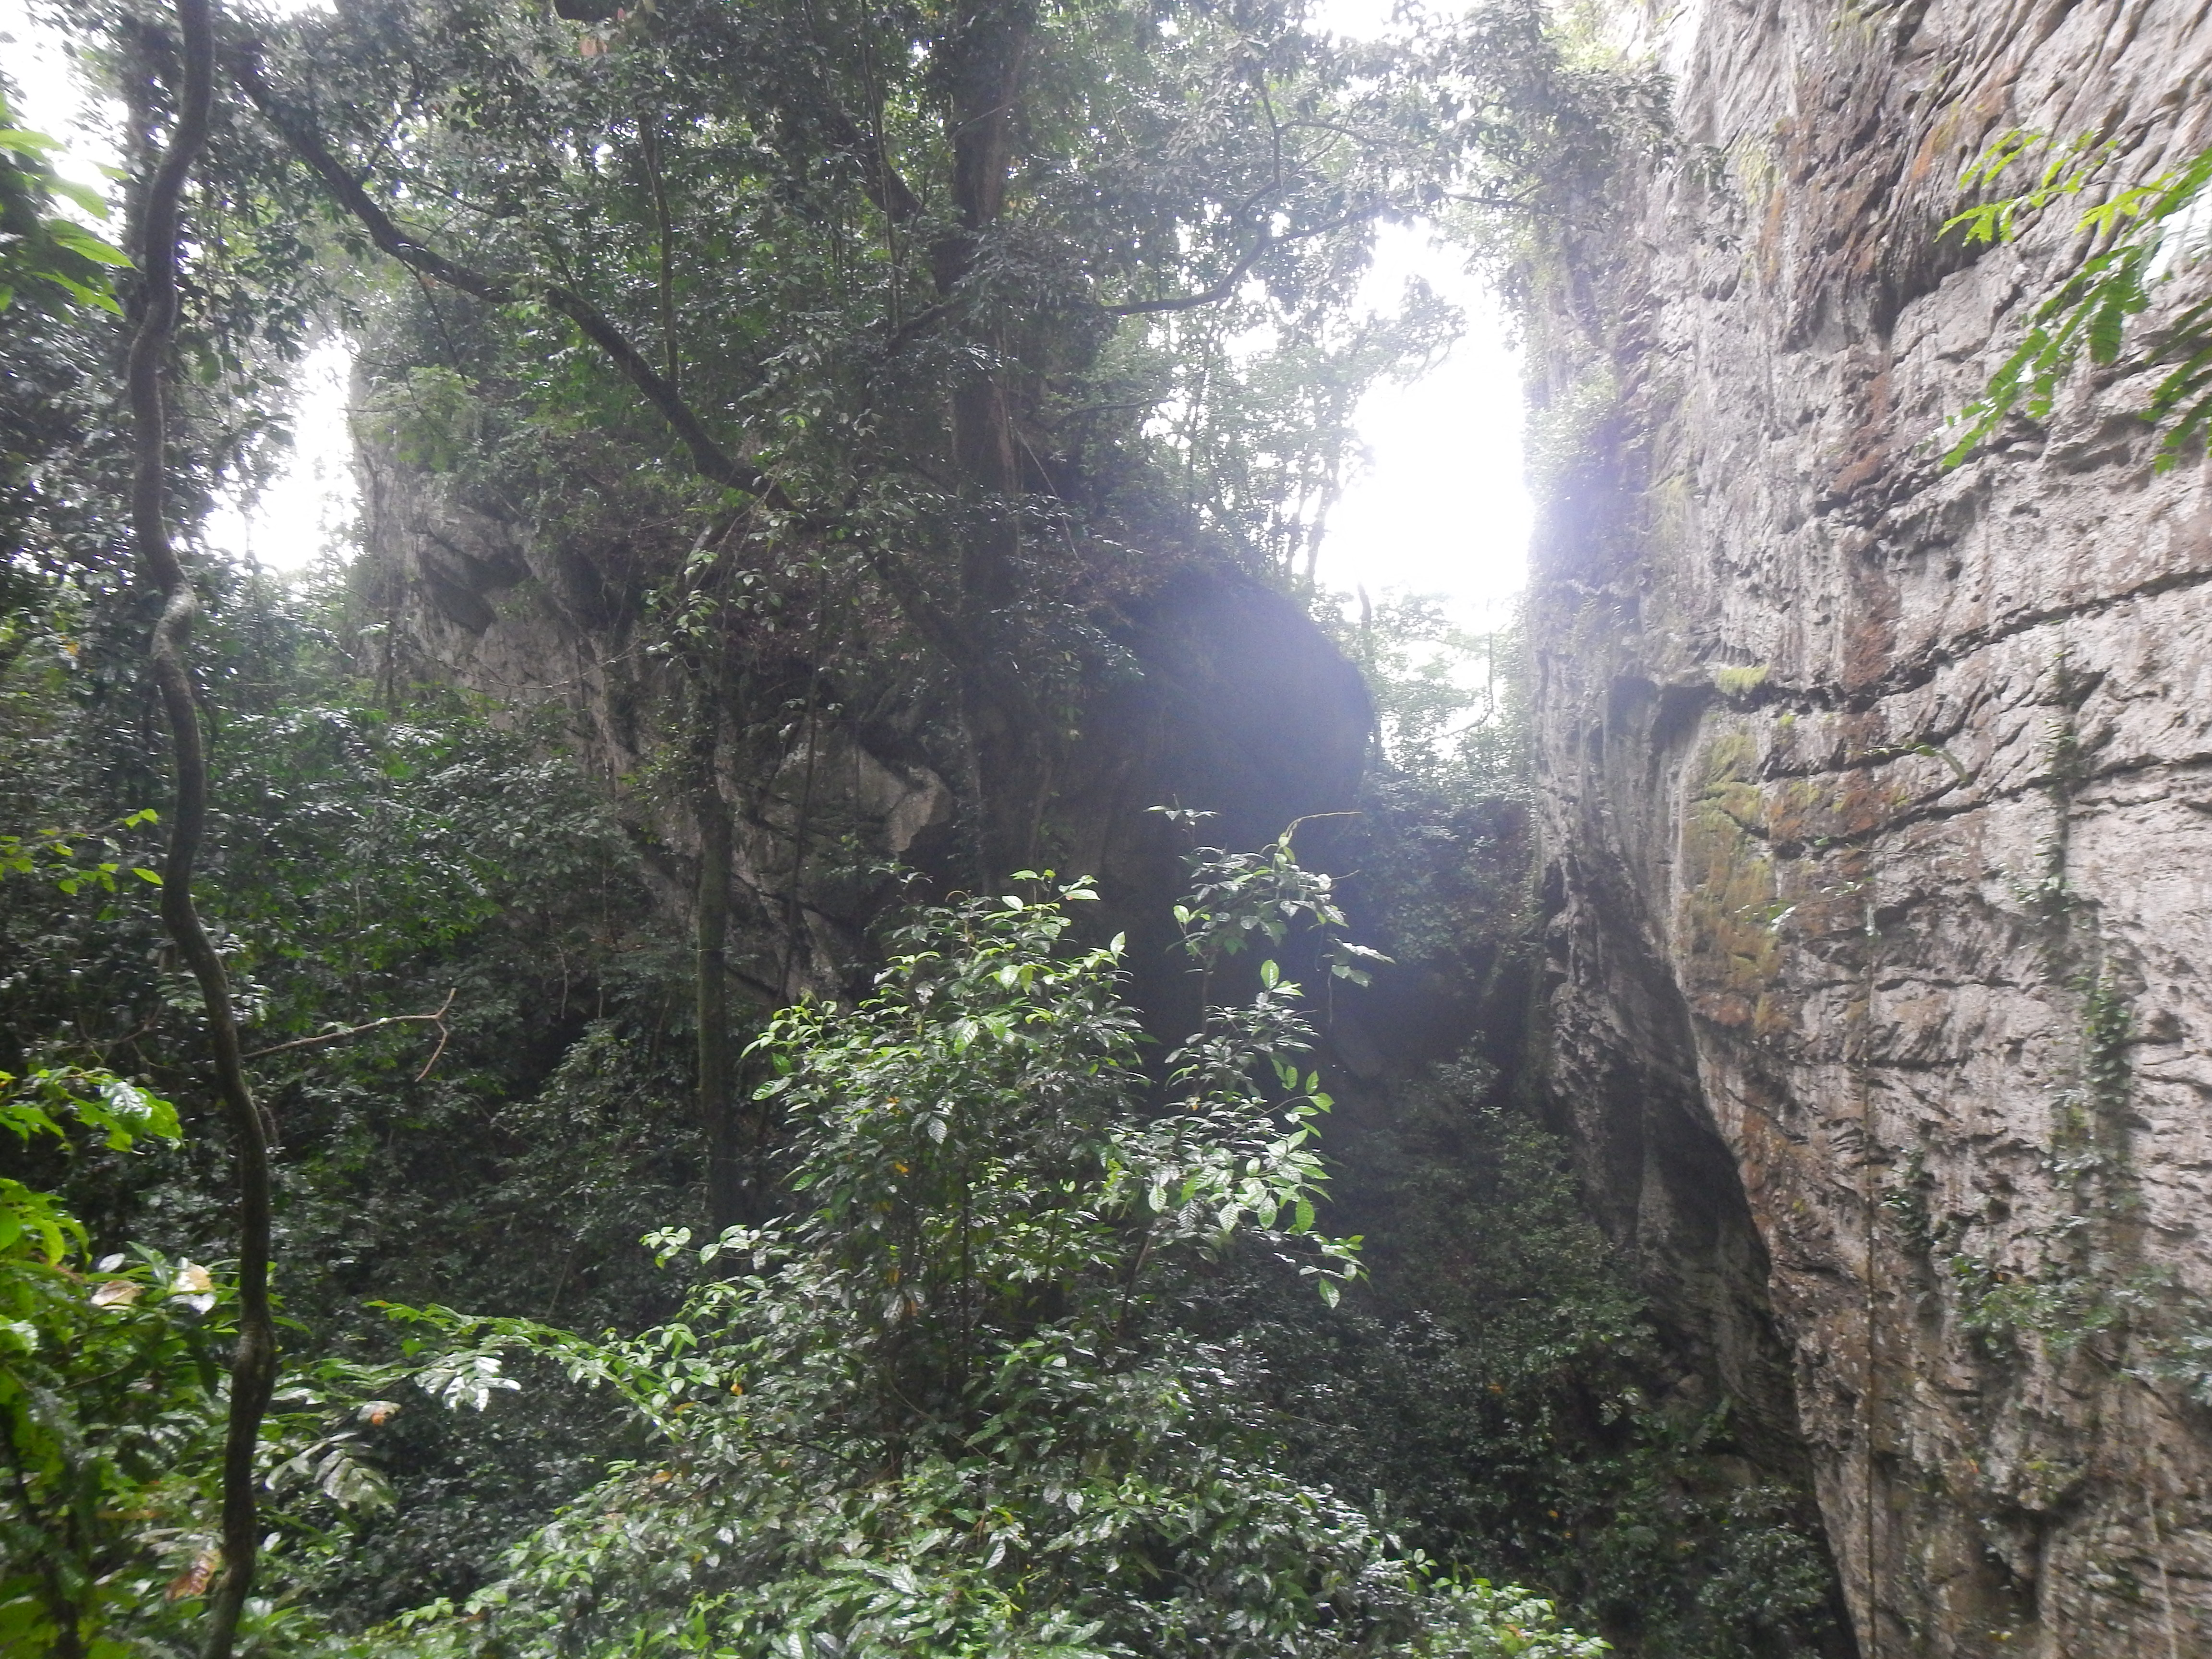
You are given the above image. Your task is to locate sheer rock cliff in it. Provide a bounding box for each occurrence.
[1531,2,2212,1652]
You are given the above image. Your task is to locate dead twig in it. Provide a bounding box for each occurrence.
[242,988,457,1082]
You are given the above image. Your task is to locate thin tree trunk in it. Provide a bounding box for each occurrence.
[125,6,277,1659]
[933,0,1047,880]
[641,111,677,394]
[694,705,739,1233]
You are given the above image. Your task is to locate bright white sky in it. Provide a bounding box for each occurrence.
[2,0,1528,616]
[1318,221,1529,627]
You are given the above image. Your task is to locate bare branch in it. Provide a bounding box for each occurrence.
[242,988,458,1082]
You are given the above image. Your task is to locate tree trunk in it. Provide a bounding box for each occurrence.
[124,6,279,1658]
[933,0,1048,880]
[694,705,740,1233]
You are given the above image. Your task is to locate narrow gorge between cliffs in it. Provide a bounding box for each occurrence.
[5,2,2212,1657]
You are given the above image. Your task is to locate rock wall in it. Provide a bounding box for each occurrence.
[1531,2,2212,1653]
[355,441,1371,1011]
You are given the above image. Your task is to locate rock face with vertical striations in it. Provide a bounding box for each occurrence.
[1528,2,2212,1652]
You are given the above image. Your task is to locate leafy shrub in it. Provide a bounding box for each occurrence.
[1946,130,2212,468]
[359,879,1602,1659]
[0,1068,220,1657]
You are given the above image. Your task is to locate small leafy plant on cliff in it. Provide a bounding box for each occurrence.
[1944,129,2212,468]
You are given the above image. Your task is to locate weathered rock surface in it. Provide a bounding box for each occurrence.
[356,442,1370,1010]
[1533,3,2212,1652]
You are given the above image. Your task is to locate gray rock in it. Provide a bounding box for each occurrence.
[1530,3,2212,1652]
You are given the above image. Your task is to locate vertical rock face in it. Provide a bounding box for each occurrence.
[1532,2,2212,1653]
[356,444,1370,1009]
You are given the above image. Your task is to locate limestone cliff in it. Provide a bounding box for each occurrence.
[353,437,1372,1012]
[1531,2,2212,1652]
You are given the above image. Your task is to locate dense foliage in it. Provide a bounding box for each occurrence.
[0,565,1851,1655]
[0,0,1850,1654]
[348,880,1600,1659]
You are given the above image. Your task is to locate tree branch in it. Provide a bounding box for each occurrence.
[817,95,922,225]
[1104,233,1278,317]
[1102,207,1387,317]
[230,53,791,509]
[241,988,457,1082]
[233,45,1045,756]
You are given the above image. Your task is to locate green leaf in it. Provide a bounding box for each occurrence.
[35,270,121,314]
[49,221,132,266]
[1948,136,2212,467]
[46,178,113,219]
